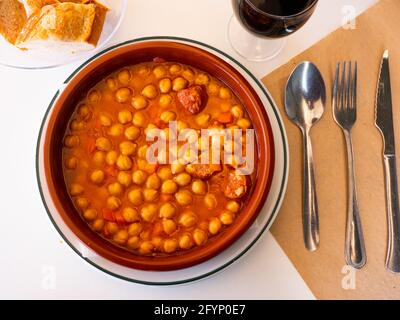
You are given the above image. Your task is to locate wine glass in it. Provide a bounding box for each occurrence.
[228,0,319,61]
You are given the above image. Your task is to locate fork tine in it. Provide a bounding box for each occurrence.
[347,61,352,109]
[352,61,357,110]
[340,61,346,110]
[333,62,340,112]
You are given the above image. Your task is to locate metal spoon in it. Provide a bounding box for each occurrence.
[285,62,326,251]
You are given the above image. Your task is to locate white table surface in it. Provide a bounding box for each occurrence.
[0,0,377,299]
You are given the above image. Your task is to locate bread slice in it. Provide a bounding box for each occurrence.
[16,2,107,52]
[0,0,28,44]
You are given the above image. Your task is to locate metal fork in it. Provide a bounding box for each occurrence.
[333,61,366,269]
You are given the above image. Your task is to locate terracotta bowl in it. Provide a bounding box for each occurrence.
[41,40,275,271]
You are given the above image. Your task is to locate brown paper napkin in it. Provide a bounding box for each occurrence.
[263,0,400,299]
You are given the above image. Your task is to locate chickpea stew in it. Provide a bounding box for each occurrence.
[62,60,255,257]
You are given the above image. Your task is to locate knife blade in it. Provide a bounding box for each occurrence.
[375,49,400,273]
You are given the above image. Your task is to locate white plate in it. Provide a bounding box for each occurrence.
[36,37,289,285]
[0,0,127,70]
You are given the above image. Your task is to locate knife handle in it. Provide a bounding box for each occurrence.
[302,129,319,251]
[383,155,400,273]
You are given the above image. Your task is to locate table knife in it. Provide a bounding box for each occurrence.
[375,50,400,273]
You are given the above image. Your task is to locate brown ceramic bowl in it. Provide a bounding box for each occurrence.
[41,40,275,271]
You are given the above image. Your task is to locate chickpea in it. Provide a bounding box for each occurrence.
[65,156,78,169]
[140,204,158,222]
[163,238,178,253]
[95,137,111,151]
[117,110,132,124]
[169,64,181,74]
[70,119,85,131]
[195,73,210,85]
[117,69,131,85]
[204,193,217,209]
[159,78,172,93]
[92,218,104,232]
[105,222,119,236]
[219,87,232,100]
[83,209,97,221]
[119,141,136,156]
[208,82,220,96]
[159,94,173,108]
[208,217,222,235]
[108,182,123,196]
[144,123,158,139]
[77,104,92,121]
[130,170,146,185]
[75,197,89,210]
[172,77,187,91]
[162,219,177,235]
[124,126,140,141]
[160,111,176,123]
[137,65,150,76]
[171,163,185,174]
[226,200,240,213]
[176,120,188,132]
[153,65,167,78]
[132,111,147,127]
[195,113,210,127]
[140,229,151,241]
[104,150,117,165]
[193,228,208,246]
[191,179,207,195]
[113,229,128,245]
[179,233,194,250]
[157,167,173,180]
[231,105,244,119]
[145,173,161,189]
[143,188,158,202]
[122,207,140,223]
[116,155,132,170]
[137,159,157,175]
[117,171,132,187]
[106,77,117,91]
[107,123,124,137]
[137,145,148,159]
[115,87,131,103]
[161,179,177,194]
[131,95,148,110]
[128,222,143,236]
[141,84,158,99]
[128,189,143,206]
[179,211,198,227]
[152,236,163,251]
[127,236,140,249]
[175,190,193,206]
[173,173,191,187]
[64,135,79,148]
[219,210,235,225]
[182,69,195,82]
[139,241,154,255]
[237,118,251,130]
[159,203,176,219]
[88,90,101,103]
[107,196,121,211]
[90,169,105,185]
[70,183,84,196]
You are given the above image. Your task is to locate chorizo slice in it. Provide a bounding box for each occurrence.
[224,171,248,199]
[177,85,205,114]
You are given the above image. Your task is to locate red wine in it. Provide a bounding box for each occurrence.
[251,0,314,16]
[237,0,317,38]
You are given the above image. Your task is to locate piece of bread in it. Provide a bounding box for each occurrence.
[0,0,27,44]
[16,2,106,52]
